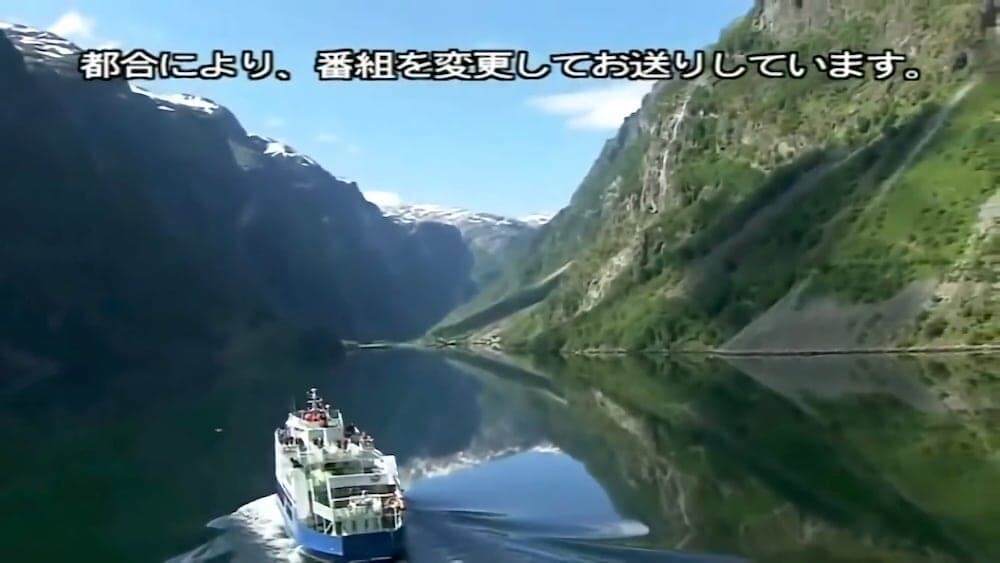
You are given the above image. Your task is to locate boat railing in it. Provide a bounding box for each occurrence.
[277,433,379,455]
[292,407,342,418]
[333,491,403,507]
[310,497,403,536]
[281,446,391,473]
[311,491,404,518]
[323,466,384,477]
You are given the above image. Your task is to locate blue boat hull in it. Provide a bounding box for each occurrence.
[276,482,405,561]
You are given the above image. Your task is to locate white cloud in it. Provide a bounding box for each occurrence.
[315,132,339,143]
[529,81,652,130]
[363,190,402,208]
[48,11,95,41]
[47,10,120,49]
[265,116,286,128]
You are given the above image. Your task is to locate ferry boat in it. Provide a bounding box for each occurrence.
[274,388,406,561]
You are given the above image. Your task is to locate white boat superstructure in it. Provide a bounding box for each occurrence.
[274,388,405,559]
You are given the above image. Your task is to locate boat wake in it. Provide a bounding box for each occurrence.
[399,443,561,485]
[166,495,303,563]
[167,495,664,563]
[168,449,736,562]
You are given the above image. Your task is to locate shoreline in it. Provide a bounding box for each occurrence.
[685,344,1000,357]
[410,340,1000,358]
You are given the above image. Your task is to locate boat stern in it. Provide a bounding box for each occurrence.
[298,526,406,562]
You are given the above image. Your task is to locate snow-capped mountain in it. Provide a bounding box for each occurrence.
[246,134,321,168]
[1,18,546,256]
[130,84,220,114]
[0,21,81,75]
[380,204,550,254]
[0,20,475,343]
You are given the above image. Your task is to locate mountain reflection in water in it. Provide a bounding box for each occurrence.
[1,345,997,562]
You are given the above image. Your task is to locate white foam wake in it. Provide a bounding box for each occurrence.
[581,519,650,540]
[399,443,562,485]
[166,495,304,563]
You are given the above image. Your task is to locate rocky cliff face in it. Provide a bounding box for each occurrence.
[0,22,472,377]
[446,0,998,351]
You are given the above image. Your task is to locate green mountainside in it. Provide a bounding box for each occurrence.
[436,0,999,352]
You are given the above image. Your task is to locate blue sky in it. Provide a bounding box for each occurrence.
[3,0,751,217]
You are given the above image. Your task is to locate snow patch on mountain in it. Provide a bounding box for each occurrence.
[382,204,551,229]
[519,213,553,226]
[129,84,220,114]
[2,20,224,117]
[386,204,526,228]
[380,204,547,254]
[1,21,78,54]
[247,134,320,168]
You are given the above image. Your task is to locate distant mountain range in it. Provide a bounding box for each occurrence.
[378,203,550,295]
[380,204,550,254]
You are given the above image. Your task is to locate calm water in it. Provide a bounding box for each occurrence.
[1,344,997,562]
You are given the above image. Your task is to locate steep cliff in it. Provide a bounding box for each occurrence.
[0,23,472,379]
[444,0,998,351]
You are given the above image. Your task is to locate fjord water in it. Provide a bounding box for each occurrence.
[1,348,997,562]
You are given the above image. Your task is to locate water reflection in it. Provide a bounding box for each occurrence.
[512,352,1000,563]
[1,341,997,563]
[0,343,503,561]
